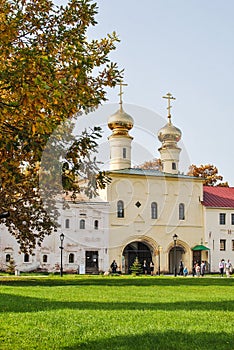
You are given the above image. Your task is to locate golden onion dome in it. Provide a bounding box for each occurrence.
[108,106,134,135]
[158,118,182,145]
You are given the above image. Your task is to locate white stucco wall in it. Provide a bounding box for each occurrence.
[204,207,234,272]
[0,199,110,274]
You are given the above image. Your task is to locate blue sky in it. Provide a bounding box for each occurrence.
[56,0,234,186]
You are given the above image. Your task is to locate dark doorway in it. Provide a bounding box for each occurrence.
[85,251,99,274]
[169,246,185,274]
[123,242,152,274]
[192,250,201,265]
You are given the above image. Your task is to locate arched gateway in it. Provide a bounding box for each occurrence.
[168,245,186,274]
[122,241,153,274]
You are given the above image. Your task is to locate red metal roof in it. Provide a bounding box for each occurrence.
[202,186,234,208]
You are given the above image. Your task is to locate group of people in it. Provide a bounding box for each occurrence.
[111,258,232,276]
[179,260,189,276]
[191,261,206,277]
[143,260,155,275]
[219,259,232,277]
[110,259,155,275]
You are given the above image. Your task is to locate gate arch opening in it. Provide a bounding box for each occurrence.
[123,241,153,274]
[168,246,185,274]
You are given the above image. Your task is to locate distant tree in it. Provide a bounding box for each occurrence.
[135,158,162,171]
[187,164,229,187]
[130,257,143,276]
[0,0,121,252]
[6,258,16,275]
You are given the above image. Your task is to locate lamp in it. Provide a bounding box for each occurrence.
[60,233,65,277]
[173,234,178,277]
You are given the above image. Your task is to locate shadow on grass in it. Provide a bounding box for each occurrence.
[0,292,233,313]
[0,276,233,288]
[62,331,234,350]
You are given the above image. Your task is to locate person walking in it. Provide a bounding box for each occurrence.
[183,266,188,277]
[219,259,224,277]
[192,262,196,277]
[179,260,184,276]
[200,261,206,277]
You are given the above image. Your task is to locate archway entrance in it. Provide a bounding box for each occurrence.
[169,246,185,274]
[123,241,152,274]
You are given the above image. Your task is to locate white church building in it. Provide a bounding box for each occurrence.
[0,92,233,274]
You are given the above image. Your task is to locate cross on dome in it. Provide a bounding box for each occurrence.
[163,92,176,123]
[116,80,128,111]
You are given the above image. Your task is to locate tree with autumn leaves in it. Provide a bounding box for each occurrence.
[187,164,228,187]
[137,159,228,187]
[0,0,122,251]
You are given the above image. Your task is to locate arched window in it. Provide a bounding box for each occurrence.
[6,254,11,263]
[43,255,48,263]
[179,203,185,220]
[80,219,85,229]
[65,218,70,229]
[123,148,127,159]
[69,253,74,263]
[117,200,124,218]
[24,253,29,263]
[151,202,157,219]
[94,220,99,230]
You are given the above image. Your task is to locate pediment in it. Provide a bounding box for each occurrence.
[134,214,145,223]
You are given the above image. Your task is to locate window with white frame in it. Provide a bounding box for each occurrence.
[94,220,99,230]
[117,200,124,218]
[220,239,226,251]
[65,218,70,229]
[5,254,11,263]
[80,219,85,229]
[24,253,29,262]
[231,214,234,225]
[219,213,226,225]
[179,203,185,220]
[69,253,74,263]
[151,202,157,219]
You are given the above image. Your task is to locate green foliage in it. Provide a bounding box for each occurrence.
[0,0,121,251]
[130,257,143,276]
[0,276,233,349]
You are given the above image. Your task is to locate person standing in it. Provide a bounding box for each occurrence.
[143,260,148,275]
[219,259,224,277]
[225,260,232,278]
[150,261,154,276]
[195,263,200,277]
[110,260,117,273]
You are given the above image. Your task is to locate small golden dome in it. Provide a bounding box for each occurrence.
[108,107,134,135]
[158,119,182,145]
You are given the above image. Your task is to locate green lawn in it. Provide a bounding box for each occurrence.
[0,275,233,349]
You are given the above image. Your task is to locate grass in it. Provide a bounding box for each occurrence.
[0,275,233,349]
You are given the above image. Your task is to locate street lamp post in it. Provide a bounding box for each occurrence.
[60,233,64,277]
[173,234,178,277]
[158,245,162,276]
